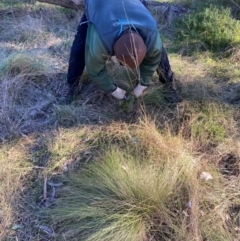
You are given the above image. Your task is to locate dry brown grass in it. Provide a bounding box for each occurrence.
[0,74,56,140]
[42,118,239,241]
[0,1,239,241]
[0,140,32,239]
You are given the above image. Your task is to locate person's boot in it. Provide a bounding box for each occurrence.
[157,68,183,104]
[162,81,183,104]
[58,84,76,104]
[58,80,97,104]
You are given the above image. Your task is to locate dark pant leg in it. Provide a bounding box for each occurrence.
[157,46,183,103]
[157,46,174,84]
[67,13,88,86]
[141,0,174,83]
[140,0,147,7]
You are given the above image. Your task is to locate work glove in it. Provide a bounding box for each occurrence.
[132,83,147,98]
[111,86,126,100]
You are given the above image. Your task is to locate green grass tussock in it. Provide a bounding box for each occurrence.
[0,52,51,79]
[142,84,166,106]
[49,143,195,241]
[48,119,239,240]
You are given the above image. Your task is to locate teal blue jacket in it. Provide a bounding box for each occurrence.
[85,0,158,54]
[84,0,162,93]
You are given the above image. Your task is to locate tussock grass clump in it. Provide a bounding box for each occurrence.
[48,119,239,241]
[142,84,166,105]
[118,86,166,114]
[50,147,195,241]
[0,52,50,79]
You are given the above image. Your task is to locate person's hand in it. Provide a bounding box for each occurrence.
[111,87,126,100]
[132,84,147,98]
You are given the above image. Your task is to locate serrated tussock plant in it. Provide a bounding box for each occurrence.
[48,119,194,241]
[47,117,239,241]
[49,146,195,241]
[0,52,51,79]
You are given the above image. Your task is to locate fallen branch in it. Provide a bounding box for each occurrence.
[37,0,169,11]
[37,0,83,11]
[43,176,48,201]
[230,0,240,9]
[36,0,190,23]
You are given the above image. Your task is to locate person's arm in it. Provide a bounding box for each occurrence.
[85,24,116,93]
[139,32,162,86]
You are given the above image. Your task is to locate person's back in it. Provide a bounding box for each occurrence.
[84,0,158,55]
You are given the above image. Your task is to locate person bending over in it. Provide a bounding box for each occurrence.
[64,0,182,103]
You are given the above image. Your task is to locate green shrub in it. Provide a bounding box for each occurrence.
[176,5,240,51]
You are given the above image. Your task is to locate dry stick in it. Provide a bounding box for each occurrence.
[37,0,84,11]
[36,0,169,12]
[33,165,45,169]
[190,190,201,241]
[230,0,240,9]
[121,0,141,81]
[43,176,48,201]
[82,97,90,106]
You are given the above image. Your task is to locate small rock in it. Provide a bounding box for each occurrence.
[35,225,54,235]
[12,224,24,230]
[186,201,192,208]
[200,171,213,181]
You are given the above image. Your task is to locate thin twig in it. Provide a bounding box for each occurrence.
[33,166,45,169]
[231,0,240,9]
[43,176,48,201]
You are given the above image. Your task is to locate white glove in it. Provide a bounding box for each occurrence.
[111,87,126,100]
[132,84,147,98]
